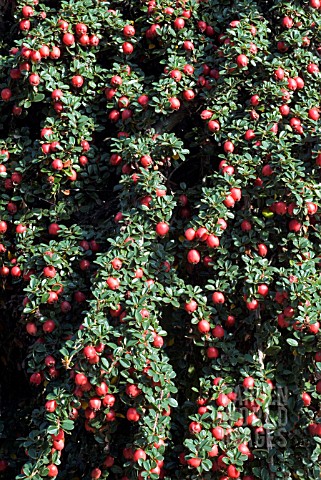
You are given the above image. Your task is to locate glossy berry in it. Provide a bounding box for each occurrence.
[155,222,169,236]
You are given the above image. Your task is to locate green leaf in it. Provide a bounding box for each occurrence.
[33,93,45,102]
[286,338,298,347]
[61,420,74,431]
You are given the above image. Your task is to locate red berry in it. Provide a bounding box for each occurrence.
[195,227,208,241]
[123,25,135,37]
[213,325,224,338]
[50,47,61,60]
[258,284,269,296]
[246,299,259,310]
[224,195,235,208]
[43,266,56,278]
[1,88,12,101]
[106,277,120,290]
[170,69,182,81]
[197,319,210,333]
[212,426,224,440]
[0,221,7,234]
[19,19,30,30]
[223,141,234,153]
[185,228,195,241]
[29,73,40,86]
[307,63,319,74]
[236,54,248,68]
[250,94,259,106]
[122,42,134,54]
[245,129,256,141]
[75,23,87,35]
[22,5,34,17]
[241,220,252,231]
[51,159,63,170]
[187,249,200,264]
[206,234,219,248]
[133,449,146,462]
[185,300,198,313]
[173,18,185,29]
[262,164,273,176]
[169,97,180,110]
[189,421,202,434]
[153,335,164,348]
[212,291,225,304]
[309,108,320,121]
[47,291,59,304]
[48,223,60,235]
[47,464,58,477]
[103,456,114,467]
[137,94,149,107]
[208,120,220,131]
[89,397,101,410]
[227,465,240,479]
[230,188,242,202]
[207,347,219,358]
[186,457,201,468]
[302,392,311,406]
[26,322,37,335]
[274,68,285,81]
[58,19,69,30]
[216,393,230,407]
[110,75,122,87]
[183,40,194,51]
[183,89,195,101]
[11,266,21,277]
[62,33,75,46]
[30,50,41,64]
[288,219,301,232]
[91,468,101,479]
[287,78,297,91]
[45,400,57,412]
[243,376,255,389]
[71,75,84,88]
[140,154,152,167]
[155,222,169,236]
[282,16,293,29]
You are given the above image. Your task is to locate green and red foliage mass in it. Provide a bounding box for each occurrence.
[1,0,321,478]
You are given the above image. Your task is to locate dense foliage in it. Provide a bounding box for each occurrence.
[1,0,321,478]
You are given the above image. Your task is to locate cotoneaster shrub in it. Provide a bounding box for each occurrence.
[1,0,321,479]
